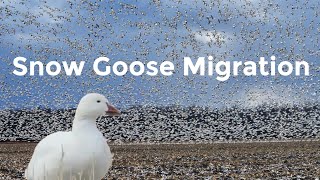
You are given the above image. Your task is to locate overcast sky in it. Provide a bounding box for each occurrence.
[0,0,319,110]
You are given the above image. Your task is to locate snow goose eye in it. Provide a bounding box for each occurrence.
[97,100,101,103]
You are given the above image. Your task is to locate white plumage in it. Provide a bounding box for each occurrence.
[25,93,120,180]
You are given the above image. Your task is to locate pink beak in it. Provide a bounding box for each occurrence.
[106,104,121,116]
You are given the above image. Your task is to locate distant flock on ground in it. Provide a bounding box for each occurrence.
[1,104,319,142]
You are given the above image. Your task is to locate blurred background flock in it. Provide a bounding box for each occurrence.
[0,0,319,143]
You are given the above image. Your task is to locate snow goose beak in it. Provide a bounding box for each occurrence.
[106,104,121,116]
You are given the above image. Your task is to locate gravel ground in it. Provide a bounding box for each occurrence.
[0,141,320,179]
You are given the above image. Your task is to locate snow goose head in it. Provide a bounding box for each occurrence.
[75,93,121,120]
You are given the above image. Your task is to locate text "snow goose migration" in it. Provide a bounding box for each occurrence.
[12,56,310,81]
